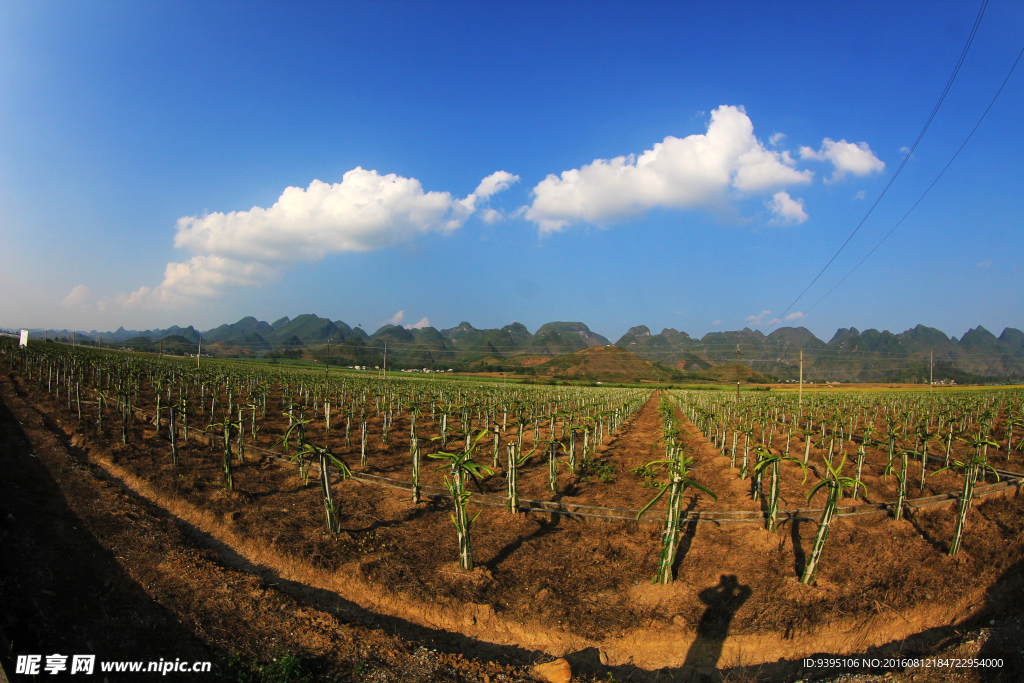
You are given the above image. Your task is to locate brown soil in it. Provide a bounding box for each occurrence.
[0,374,534,683]
[3,371,1024,683]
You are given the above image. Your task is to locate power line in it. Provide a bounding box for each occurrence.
[803,43,1024,316]
[770,0,989,329]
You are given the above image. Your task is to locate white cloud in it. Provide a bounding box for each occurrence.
[115,255,278,309]
[406,317,430,329]
[481,208,503,224]
[387,310,404,325]
[766,191,808,225]
[159,256,275,298]
[900,146,912,156]
[108,256,276,310]
[116,167,513,304]
[174,168,483,262]
[799,138,885,183]
[854,190,866,200]
[746,310,773,325]
[452,170,520,216]
[977,260,992,269]
[115,286,152,308]
[712,320,722,327]
[473,171,520,200]
[769,132,786,146]
[524,105,812,233]
[62,284,91,308]
[785,311,806,321]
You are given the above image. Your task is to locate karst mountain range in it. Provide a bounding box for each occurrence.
[33,314,1024,383]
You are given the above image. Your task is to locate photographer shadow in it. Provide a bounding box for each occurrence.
[681,575,752,677]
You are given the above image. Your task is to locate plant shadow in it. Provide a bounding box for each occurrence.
[483,512,562,571]
[669,495,703,577]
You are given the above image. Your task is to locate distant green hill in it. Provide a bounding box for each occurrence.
[532,345,677,384]
[203,316,271,343]
[614,323,1023,382]
[691,362,772,383]
[118,334,198,356]
[74,315,1024,381]
[883,361,999,386]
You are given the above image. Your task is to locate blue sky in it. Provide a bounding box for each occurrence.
[1,0,1021,343]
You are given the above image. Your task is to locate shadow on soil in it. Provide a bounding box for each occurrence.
[976,555,1024,683]
[669,496,702,577]
[164,508,587,669]
[559,574,753,683]
[558,553,1024,683]
[344,496,439,535]
[86,455,564,669]
[682,575,753,671]
[786,517,806,577]
[84,426,1024,683]
[0,390,216,680]
[485,512,561,571]
[12,376,1024,683]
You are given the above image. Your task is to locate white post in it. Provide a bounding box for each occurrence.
[799,349,803,420]
[929,351,934,411]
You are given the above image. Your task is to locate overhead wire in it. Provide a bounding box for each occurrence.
[769,0,989,329]
[803,42,1024,316]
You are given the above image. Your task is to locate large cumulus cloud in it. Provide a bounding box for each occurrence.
[524,105,812,233]
[116,168,517,306]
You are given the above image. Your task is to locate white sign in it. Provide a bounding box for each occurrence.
[19,329,29,347]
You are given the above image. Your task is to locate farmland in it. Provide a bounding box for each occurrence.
[2,339,1023,682]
